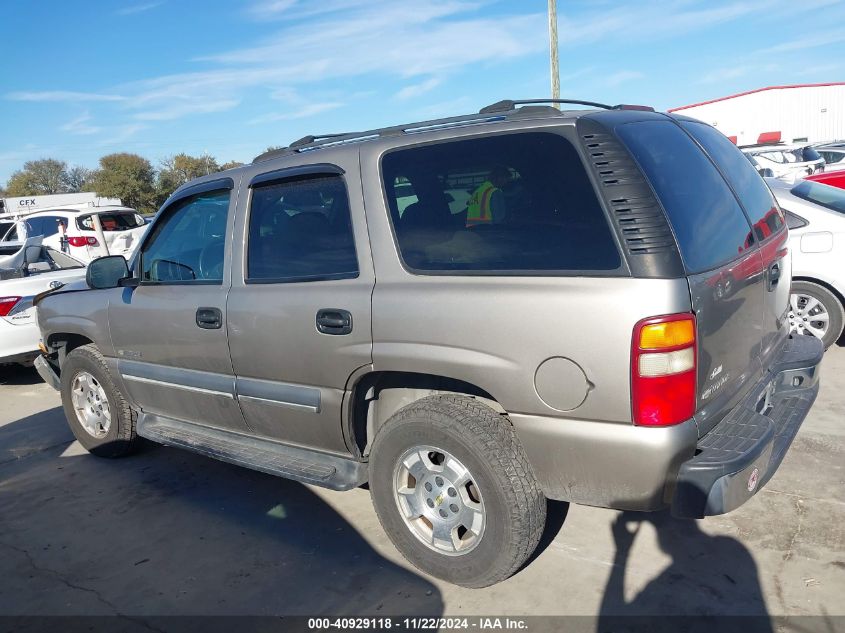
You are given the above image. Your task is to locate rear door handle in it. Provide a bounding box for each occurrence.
[767,262,781,292]
[196,307,223,329]
[316,308,352,335]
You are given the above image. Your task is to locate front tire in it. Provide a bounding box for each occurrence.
[369,394,546,588]
[60,344,139,457]
[789,281,844,349]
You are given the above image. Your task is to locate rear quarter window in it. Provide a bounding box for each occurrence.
[380,131,622,274]
[681,121,784,242]
[615,120,752,274]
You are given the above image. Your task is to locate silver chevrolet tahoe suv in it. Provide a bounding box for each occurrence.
[35,99,823,588]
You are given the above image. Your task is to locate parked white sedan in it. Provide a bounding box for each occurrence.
[0,242,87,366]
[766,177,845,348]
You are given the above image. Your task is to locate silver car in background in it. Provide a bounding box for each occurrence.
[0,241,86,366]
[767,177,845,348]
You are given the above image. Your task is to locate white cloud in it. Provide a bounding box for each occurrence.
[7,91,127,102]
[605,70,644,87]
[60,113,101,135]
[91,124,150,150]
[395,78,441,101]
[116,2,164,16]
[247,0,298,18]
[134,99,241,121]
[755,29,845,54]
[250,102,343,123]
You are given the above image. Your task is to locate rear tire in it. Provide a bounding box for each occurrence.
[60,344,139,458]
[369,394,546,588]
[789,281,844,349]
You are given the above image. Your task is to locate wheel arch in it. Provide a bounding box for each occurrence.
[346,371,504,458]
[792,276,845,346]
[45,332,95,374]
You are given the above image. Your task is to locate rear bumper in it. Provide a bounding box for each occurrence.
[671,335,823,518]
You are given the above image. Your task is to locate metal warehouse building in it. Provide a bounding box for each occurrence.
[669,82,845,146]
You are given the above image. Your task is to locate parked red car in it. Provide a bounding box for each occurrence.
[805,171,845,190]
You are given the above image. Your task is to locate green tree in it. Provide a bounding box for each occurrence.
[88,153,156,213]
[220,160,244,170]
[156,153,221,206]
[5,158,69,196]
[65,165,93,193]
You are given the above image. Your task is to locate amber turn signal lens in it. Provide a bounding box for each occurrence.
[639,318,695,350]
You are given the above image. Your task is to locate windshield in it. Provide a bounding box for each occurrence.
[43,247,85,269]
[791,180,845,213]
[77,212,144,231]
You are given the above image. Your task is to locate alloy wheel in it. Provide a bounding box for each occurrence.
[70,371,112,439]
[393,445,486,556]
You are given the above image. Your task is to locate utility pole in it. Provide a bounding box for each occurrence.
[548,0,560,105]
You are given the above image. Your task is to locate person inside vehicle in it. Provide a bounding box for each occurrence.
[465,165,511,227]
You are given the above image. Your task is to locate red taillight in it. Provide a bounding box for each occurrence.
[0,296,21,317]
[631,313,697,426]
[68,236,98,247]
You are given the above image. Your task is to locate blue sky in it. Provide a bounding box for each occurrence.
[1,0,842,184]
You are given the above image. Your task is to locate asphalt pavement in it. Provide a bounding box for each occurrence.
[0,348,842,625]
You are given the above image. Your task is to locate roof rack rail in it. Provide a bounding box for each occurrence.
[288,133,348,149]
[479,99,654,114]
[253,113,508,163]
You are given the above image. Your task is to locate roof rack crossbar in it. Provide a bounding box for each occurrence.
[479,99,654,114]
[479,99,614,114]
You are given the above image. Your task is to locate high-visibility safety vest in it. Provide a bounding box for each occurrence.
[466,181,498,227]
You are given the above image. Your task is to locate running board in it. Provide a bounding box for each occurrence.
[137,413,367,491]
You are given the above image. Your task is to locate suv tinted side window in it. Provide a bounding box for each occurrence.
[247,174,358,282]
[681,121,785,242]
[26,216,62,238]
[616,120,753,274]
[141,189,230,284]
[381,132,621,273]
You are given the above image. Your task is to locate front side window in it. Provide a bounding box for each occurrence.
[247,174,358,282]
[381,132,621,273]
[141,189,230,284]
[682,121,784,243]
[616,120,753,274]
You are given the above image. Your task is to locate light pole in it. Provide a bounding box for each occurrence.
[548,0,560,105]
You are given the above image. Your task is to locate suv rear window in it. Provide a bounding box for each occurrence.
[380,132,621,274]
[681,121,784,243]
[77,212,143,232]
[616,120,752,274]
